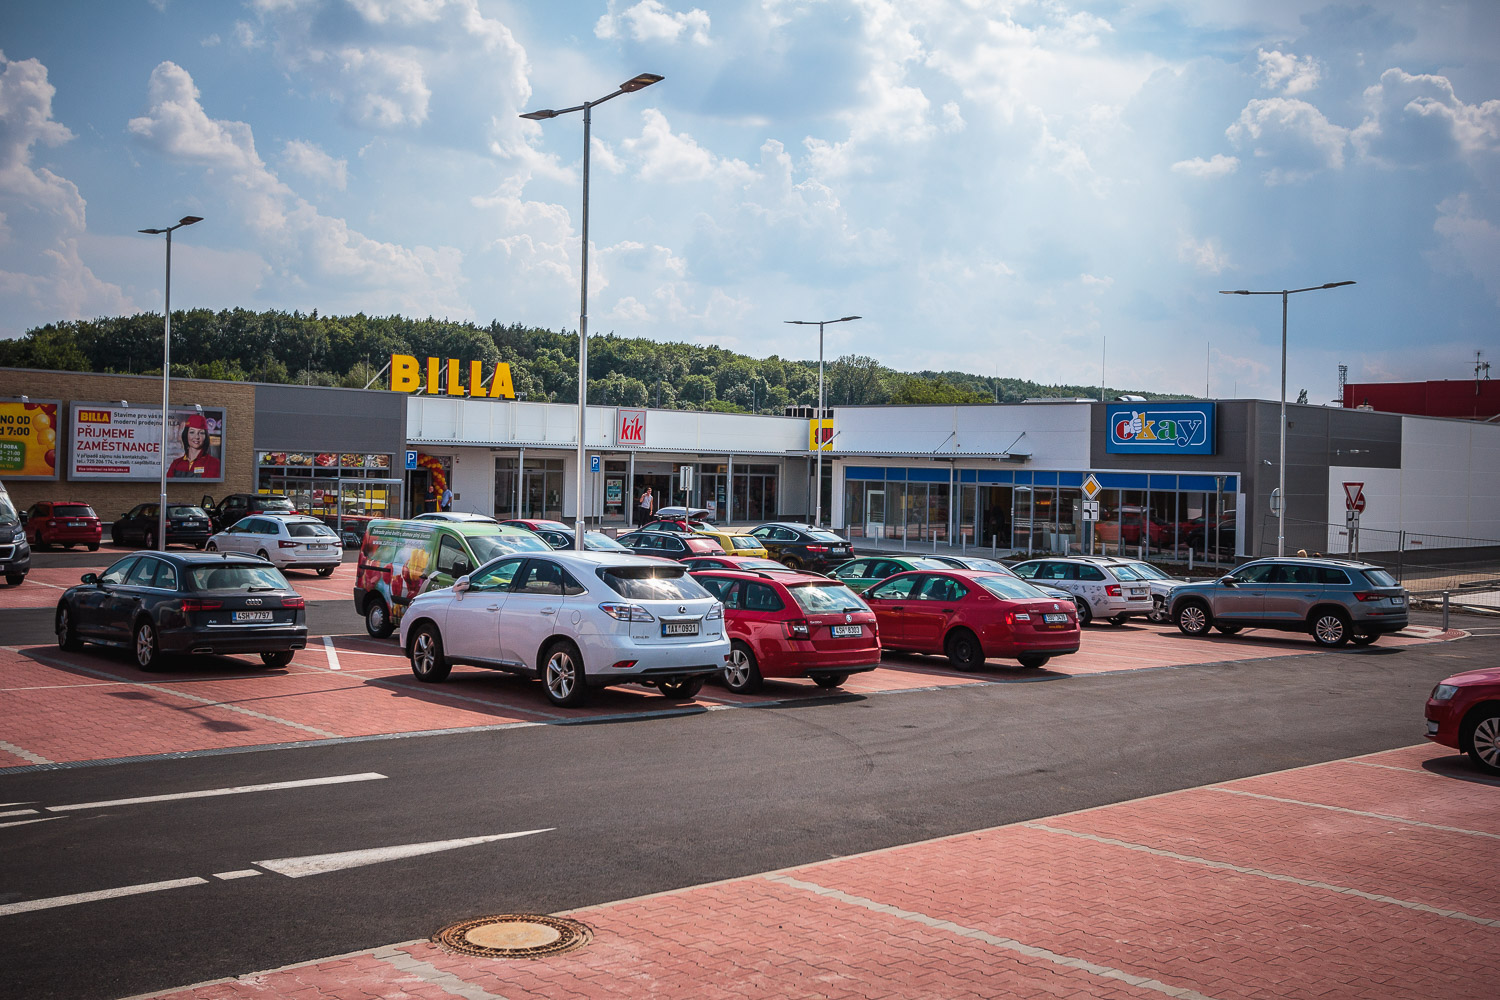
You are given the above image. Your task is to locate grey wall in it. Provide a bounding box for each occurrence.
[253,384,407,455]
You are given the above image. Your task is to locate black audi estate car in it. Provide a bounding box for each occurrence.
[56,551,308,670]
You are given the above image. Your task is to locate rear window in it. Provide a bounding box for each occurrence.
[973,575,1050,601]
[1108,565,1144,581]
[53,504,96,517]
[1126,562,1170,580]
[730,536,763,550]
[1360,567,1399,588]
[807,530,845,542]
[788,582,867,614]
[168,506,208,518]
[188,564,291,591]
[471,533,551,562]
[256,499,296,510]
[288,522,338,538]
[685,537,725,554]
[596,565,712,601]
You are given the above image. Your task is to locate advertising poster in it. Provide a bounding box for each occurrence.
[1104,403,1216,456]
[0,398,62,479]
[69,403,227,481]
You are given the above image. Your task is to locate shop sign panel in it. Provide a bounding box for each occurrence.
[1105,403,1215,455]
[0,398,62,479]
[69,403,227,481]
[809,418,835,451]
[388,353,515,398]
[616,408,647,445]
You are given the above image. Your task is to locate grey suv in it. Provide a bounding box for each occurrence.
[1168,557,1408,647]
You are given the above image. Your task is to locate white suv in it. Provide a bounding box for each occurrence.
[206,514,342,576]
[398,551,730,707]
[1009,556,1153,625]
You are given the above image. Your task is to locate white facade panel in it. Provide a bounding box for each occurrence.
[830,403,1093,467]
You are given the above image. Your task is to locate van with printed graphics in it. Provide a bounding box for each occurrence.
[354,518,552,637]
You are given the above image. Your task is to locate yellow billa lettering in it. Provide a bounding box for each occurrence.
[469,361,485,396]
[390,354,421,393]
[446,359,464,396]
[426,357,441,395]
[488,363,515,399]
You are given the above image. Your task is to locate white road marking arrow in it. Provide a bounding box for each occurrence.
[253,829,554,878]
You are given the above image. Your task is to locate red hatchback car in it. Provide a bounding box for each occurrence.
[690,570,880,693]
[25,501,103,551]
[863,568,1079,670]
[1425,667,1500,775]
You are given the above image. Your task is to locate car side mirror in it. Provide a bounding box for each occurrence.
[18,511,27,524]
[1218,577,1237,588]
[81,572,99,586]
[452,561,471,578]
[453,575,471,595]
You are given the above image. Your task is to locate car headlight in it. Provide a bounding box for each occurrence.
[1431,684,1458,702]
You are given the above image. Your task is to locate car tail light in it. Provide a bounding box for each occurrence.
[1106,584,1121,597]
[805,545,828,553]
[1005,612,1031,625]
[181,598,222,612]
[706,603,723,620]
[279,539,298,548]
[1352,592,1378,602]
[281,596,306,610]
[784,618,812,639]
[599,602,655,622]
[48,519,58,527]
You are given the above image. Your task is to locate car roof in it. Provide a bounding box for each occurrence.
[123,550,279,566]
[1244,556,1379,569]
[519,550,686,569]
[690,568,834,586]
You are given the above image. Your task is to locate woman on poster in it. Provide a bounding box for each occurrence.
[167,413,221,478]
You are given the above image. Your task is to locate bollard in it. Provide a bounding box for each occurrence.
[991,534,997,556]
[1188,549,1194,572]
[1442,591,1450,632]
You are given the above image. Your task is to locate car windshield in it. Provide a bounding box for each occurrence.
[288,522,338,538]
[585,531,629,551]
[471,533,551,561]
[53,504,97,517]
[972,574,1050,601]
[168,506,208,518]
[787,582,867,614]
[807,530,845,542]
[1108,564,1144,581]
[0,496,16,522]
[1124,562,1171,580]
[1362,567,1400,588]
[597,565,712,601]
[188,564,291,591]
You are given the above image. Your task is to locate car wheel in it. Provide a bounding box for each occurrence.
[4,573,24,587]
[63,542,75,550]
[1109,614,1129,625]
[408,625,452,683]
[133,619,162,671]
[1148,597,1168,623]
[1464,708,1500,775]
[1075,599,1093,627]
[87,543,99,552]
[944,628,984,671]
[723,641,763,694]
[813,673,848,689]
[317,566,336,578]
[56,605,82,651]
[1215,624,1242,635]
[1017,653,1050,669]
[1311,610,1351,648]
[364,597,394,638]
[658,676,705,700]
[1350,633,1378,646]
[257,549,270,562]
[260,651,294,668]
[1175,600,1212,636]
[194,541,206,550]
[542,641,588,707]
[206,542,218,551]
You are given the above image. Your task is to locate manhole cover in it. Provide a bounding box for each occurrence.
[432,914,592,959]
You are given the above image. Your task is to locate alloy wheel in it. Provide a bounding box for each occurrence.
[546,649,577,701]
[1178,604,1209,635]
[1472,715,1500,771]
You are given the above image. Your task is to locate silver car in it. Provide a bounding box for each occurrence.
[1084,557,1188,623]
[1167,557,1408,647]
[1010,557,1153,625]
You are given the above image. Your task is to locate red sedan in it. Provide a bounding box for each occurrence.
[863,568,1079,670]
[1426,667,1500,775]
[690,569,880,693]
[499,518,571,532]
[25,501,103,551]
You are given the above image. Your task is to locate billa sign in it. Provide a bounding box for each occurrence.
[389,354,516,398]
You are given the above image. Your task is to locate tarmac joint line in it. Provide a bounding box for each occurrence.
[371,946,514,1000]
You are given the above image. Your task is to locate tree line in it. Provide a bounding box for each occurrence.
[0,310,1181,412]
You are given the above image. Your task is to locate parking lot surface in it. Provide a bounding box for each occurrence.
[130,741,1497,1000]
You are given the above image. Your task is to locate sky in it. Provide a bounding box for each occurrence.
[0,1,1496,404]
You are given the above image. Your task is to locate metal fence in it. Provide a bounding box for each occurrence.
[1256,515,1500,598]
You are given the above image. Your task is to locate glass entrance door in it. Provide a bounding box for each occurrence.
[865,489,886,539]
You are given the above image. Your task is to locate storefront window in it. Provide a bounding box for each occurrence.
[255,453,397,529]
[493,456,565,521]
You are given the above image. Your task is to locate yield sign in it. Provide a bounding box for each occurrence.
[1082,474,1102,501]
[1343,482,1366,513]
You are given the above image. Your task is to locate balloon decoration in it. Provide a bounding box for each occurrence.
[416,453,447,493]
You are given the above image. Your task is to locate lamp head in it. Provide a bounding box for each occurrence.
[620,73,663,92]
[839,315,861,322]
[1219,290,1250,295]
[1322,280,1356,289]
[139,228,165,235]
[520,109,559,120]
[179,216,203,227]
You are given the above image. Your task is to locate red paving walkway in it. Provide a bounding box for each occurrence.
[128,743,1498,1000]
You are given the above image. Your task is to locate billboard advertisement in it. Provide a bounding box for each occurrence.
[1105,403,1216,455]
[69,403,227,481]
[0,398,62,479]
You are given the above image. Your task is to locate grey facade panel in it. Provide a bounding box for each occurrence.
[253,384,407,455]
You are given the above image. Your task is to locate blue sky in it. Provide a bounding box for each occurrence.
[1,1,1496,403]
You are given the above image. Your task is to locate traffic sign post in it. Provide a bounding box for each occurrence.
[1269,488,1282,516]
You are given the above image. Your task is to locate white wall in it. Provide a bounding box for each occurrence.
[830,402,1093,466]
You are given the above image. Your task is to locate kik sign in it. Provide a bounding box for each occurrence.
[616,408,647,445]
[1105,403,1215,455]
[389,354,516,399]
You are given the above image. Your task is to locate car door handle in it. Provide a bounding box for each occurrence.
[942,609,955,613]
[540,607,556,615]
[890,605,904,610]
[486,604,501,611]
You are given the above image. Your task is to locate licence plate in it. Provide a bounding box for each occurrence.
[233,611,274,622]
[1043,613,1068,624]
[831,547,849,555]
[1391,596,1405,605]
[69,521,85,527]
[831,624,863,637]
[1130,587,1147,596]
[309,544,332,550]
[662,622,699,637]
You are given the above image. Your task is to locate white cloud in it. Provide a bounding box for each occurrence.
[622,109,755,185]
[595,1,711,46]
[201,34,222,47]
[280,140,348,190]
[1178,235,1230,274]
[1351,67,1500,166]
[1171,154,1239,177]
[1430,194,1500,304]
[1226,97,1348,184]
[1255,49,1321,95]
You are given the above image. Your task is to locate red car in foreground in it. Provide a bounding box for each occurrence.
[25,501,103,551]
[863,568,1079,670]
[1426,667,1500,775]
[690,569,880,693]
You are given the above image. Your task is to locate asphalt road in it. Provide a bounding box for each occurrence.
[1,619,1489,1000]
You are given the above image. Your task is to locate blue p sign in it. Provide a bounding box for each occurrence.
[590,455,601,473]
[405,451,418,470]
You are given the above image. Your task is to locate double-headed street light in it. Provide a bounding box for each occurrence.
[522,73,663,550]
[1219,280,1355,557]
[138,215,203,550]
[785,315,861,527]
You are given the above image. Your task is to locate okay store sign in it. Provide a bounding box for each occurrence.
[1105,402,1216,455]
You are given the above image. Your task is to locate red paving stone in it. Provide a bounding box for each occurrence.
[132,745,1499,1000]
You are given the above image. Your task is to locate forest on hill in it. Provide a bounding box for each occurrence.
[0,310,1183,412]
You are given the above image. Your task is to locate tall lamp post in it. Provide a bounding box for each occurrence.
[522,73,663,549]
[1219,280,1354,556]
[138,215,203,550]
[785,315,861,527]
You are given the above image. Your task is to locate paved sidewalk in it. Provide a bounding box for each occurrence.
[134,743,1500,1000]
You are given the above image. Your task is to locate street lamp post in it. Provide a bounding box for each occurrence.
[138,216,203,550]
[522,73,663,550]
[1219,280,1355,556]
[785,315,861,527]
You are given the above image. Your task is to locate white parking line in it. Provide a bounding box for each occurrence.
[45,772,387,812]
[0,739,52,765]
[1209,787,1500,840]
[322,635,342,671]
[0,877,208,916]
